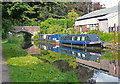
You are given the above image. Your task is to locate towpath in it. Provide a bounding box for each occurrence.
[0,44,10,83]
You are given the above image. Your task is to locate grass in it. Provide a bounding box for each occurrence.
[3,43,79,82]
[100,50,120,61]
[87,30,119,42]
[36,49,78,68]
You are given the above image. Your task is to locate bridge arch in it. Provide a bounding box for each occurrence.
[14,26,40,39]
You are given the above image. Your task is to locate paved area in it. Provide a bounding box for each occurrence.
[1,41,7,44]
[0,45,10,83]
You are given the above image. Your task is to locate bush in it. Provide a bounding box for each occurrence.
[8,37,20,45]
[39,18,74,34]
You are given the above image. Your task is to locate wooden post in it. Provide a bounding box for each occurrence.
[97,23,99,30]
[114,24,116,48]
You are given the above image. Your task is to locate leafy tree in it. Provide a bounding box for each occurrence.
[2,19,13,39]
[47,25,62,34]
[67,9,79,21]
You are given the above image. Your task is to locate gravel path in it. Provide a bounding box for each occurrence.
[0,45,10,83]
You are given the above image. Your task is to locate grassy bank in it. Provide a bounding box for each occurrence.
[3,43,78,82]
[87,30,119,42]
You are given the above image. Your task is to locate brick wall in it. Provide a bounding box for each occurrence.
[82,25,90,32]
[14,26,40,35]
[75,24,99,32]
[75,26,79,32]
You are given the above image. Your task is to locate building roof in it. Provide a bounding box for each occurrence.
[75,6,118,21]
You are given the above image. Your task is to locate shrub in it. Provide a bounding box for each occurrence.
[8,37,20,45]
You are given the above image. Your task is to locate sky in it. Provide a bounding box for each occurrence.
[92,72,119,82]
[94,0,120,8]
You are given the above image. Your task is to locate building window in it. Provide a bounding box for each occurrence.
[86,25,89,28]
[90,24,93,30]
[90,24,98,30]
[79,25,82,32]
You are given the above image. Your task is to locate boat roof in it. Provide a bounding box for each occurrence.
[87,34,100,41]
[60,34,87,37]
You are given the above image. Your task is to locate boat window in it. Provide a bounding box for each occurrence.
[77,36,81,41]
[53,38,54,40]
[63,37,65,40]
[72,51,74,55]
[74,52,78,56]
[74,36,77,41]
[67,50,71,54]
[69,36,72,40]
[78,53,81,57]
[60,37,62,40]
[54,38,56,40]
[65,37,67,40]
[81,36,86,41]
[62,37,64,40]
[62,37,63,40]
[82,54,85,58]
[72,36,75,41]
[64,50,67,53]
[66,36,69,41]
[70,51,72,55]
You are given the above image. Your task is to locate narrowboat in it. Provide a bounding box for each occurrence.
[60,34,102,47]
[38,34,60,44]
[38,34,103,47]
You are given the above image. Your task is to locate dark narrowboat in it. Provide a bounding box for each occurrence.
[60,34,102,47]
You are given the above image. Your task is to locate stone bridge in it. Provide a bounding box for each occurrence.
[14,26,40,38]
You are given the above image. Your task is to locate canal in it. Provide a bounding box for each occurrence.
[23,41,119,82]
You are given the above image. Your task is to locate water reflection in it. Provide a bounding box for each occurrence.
[27,42,119,82]
[38,43,102,61]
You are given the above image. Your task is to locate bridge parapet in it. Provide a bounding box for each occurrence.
[14,26,40,36]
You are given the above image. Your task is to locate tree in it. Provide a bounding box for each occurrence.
[2,19,13,39]
[47,25,62,34]
[67,9,79,21]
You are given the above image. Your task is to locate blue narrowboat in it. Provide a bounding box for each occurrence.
[60,34,102,47]
[38,34,102,47]
[38,34,60,44]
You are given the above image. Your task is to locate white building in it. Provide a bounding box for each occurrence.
[74,6,120,33]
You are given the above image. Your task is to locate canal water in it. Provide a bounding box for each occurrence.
[23,41,120,82]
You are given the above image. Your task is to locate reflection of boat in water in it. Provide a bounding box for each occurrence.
[38,43,60,52]
[38,43,103,61]
[60,47,102,61]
